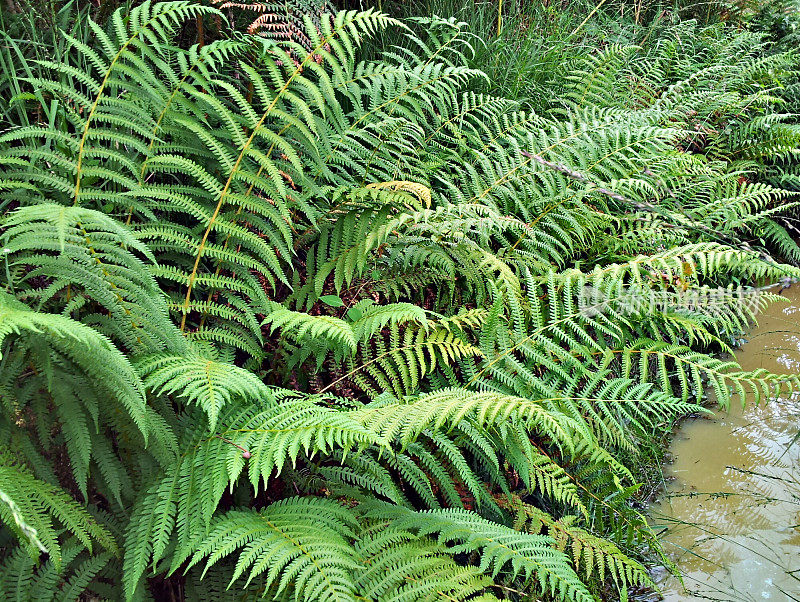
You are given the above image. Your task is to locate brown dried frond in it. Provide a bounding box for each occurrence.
[211,0,330,56]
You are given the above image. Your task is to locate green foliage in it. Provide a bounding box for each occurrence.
[0,290,149,435]
[0,538,115,602]
[186,497,360,599]
[0,1,798,601]
[506,495,653,592]
[375,504,594,601]
[1,204,185,353]
[184,498,592,601]
[136,349,273,429]
[0,455,116,567]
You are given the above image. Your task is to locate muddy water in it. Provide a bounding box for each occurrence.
[651,286,800,601]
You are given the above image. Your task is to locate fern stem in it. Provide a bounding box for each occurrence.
[181,16,361,331]
[214,435,250,458]
[73,3,195,207]
[568,0,611,40]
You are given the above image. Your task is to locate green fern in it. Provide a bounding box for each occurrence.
[0,290,149,435]
[185,497,360,598]
[504,495,653,592]
[135,348,274,429]
[0,455,116,567]
[0,538,115,602]
[368,503,593,602]
[2,3,800,601]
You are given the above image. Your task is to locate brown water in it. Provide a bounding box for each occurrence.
[651,286,800,601]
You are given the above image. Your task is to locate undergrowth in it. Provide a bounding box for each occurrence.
[0,0,799,599]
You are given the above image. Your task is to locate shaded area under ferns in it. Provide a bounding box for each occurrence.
[0,0,800,600]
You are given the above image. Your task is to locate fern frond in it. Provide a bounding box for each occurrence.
[504,495,653,593]
[1,203,185,354]
[0,539,115,602]
[135,349,273,430]
[368,504,593,602]
[185,497,360,599]
[0,291,149,436]
[0,456,116,566]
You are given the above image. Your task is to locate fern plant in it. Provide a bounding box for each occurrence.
[1,2,799,601]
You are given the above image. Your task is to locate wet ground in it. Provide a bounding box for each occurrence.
[650,286,800,601]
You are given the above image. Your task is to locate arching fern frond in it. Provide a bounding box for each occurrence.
[0,539,115,602]
[368,504,593,602]
[0,455,116,567]
[503,495,653,594]
[184,497,360,600]
[135,349,273,430]
[0,291,148,436]
[1,203,185,354]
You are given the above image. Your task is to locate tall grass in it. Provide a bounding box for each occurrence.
[0,0,95,129]
[367,0,800,101]
[356,0,740,109]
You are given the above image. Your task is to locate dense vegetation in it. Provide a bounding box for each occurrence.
[0,0,799,599]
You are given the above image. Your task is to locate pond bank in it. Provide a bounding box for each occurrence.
[650,286,800,600]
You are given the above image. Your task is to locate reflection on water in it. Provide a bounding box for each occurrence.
[650,286,800,601]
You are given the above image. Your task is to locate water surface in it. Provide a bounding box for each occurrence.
[651,286,800,601]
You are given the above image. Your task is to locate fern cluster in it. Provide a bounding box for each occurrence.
[0,2,798,600]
